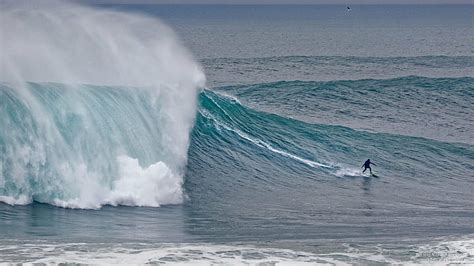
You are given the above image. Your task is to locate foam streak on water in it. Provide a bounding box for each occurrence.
[201,93,330,169]
[1,236,472,265]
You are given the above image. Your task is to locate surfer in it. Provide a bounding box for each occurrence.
[362,159,375,174]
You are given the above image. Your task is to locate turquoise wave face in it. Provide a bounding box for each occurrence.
[192,89,473,181]
[217,76,474,145]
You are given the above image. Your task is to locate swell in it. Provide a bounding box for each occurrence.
[216,76,474,145]
[204,55,474,67]
[203,56,474,86]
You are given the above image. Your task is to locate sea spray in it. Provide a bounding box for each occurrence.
[0,1,205,208]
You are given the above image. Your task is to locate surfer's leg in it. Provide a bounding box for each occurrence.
[368,167,372,174]
[362,167,367,173]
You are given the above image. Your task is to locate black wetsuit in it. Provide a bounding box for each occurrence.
[362,159,375,174]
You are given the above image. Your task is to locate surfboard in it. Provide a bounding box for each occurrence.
[371,174,379,178]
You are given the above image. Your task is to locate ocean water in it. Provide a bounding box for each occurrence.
[1,2,473,264]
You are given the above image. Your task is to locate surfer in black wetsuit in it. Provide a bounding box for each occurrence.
[362,159,375,174]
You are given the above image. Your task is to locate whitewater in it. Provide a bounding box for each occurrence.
[0,0,205,208]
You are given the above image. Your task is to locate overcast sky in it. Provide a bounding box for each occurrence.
[86,0,473,4]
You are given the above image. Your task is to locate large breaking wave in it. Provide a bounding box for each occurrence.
[0,1,205,208]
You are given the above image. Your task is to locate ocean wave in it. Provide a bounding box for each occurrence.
[216,76,474,145]
[203,56,474,87]
[2,84,472,209]
[186,90,473,203]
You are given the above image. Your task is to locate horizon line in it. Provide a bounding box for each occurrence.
[93,3,474,5]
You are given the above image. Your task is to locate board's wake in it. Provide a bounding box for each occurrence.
[334,166,380,178]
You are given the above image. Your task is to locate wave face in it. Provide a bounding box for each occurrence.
[217,76,474,145]
[183,89,473,240]
[0,1,205,208]
[192,89,473,187]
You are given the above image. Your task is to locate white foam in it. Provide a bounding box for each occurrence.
[0,195,31,205]
[24,156,183,209]
[334,167,366,177]
[414,237,474,263]
[1,243,352,265]
[107,156,183,207]
[2,237,472,265]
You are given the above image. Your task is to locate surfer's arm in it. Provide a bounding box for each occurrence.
[371,163,376,166]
